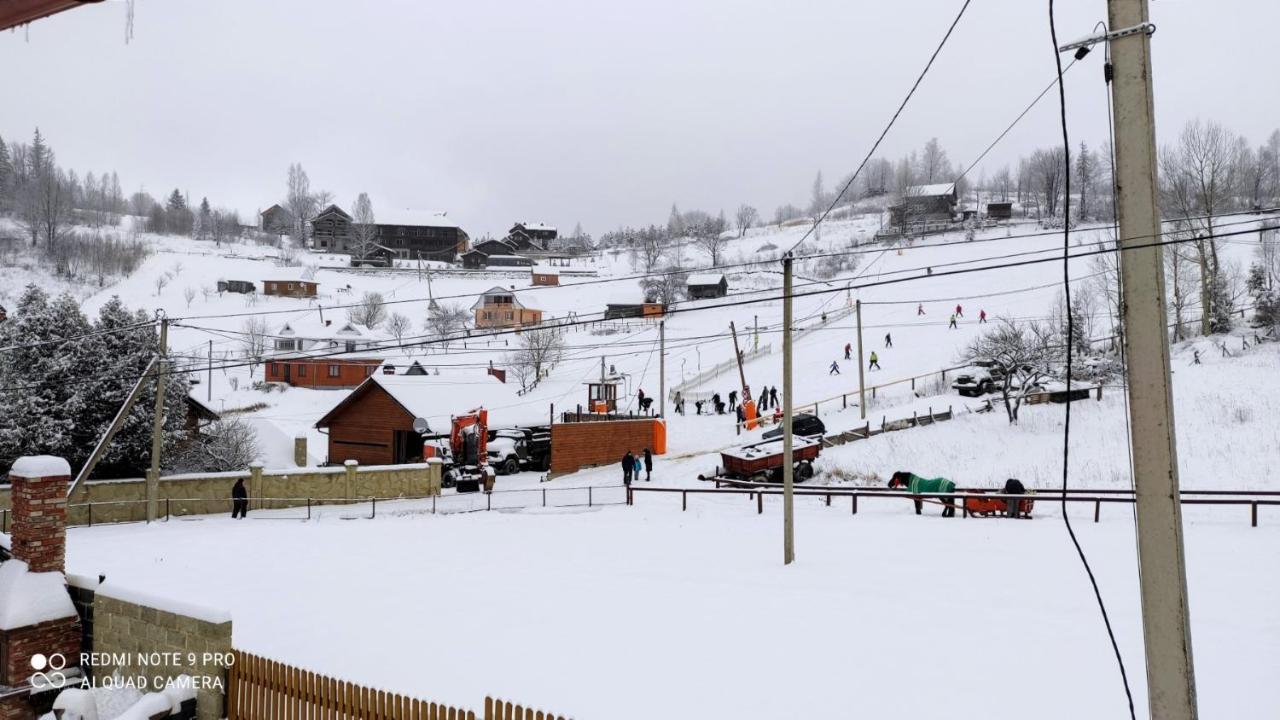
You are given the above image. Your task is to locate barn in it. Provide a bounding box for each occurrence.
[686,273,728,299]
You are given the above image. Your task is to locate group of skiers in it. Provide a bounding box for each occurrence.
[671,386,781,417]
[622,448,654,485]
[830,304,989,372]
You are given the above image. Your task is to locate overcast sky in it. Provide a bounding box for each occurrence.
[2,0,1276,237]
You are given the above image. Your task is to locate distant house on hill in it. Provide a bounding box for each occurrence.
[485,255,534,268]
[216,279,255,294]
[461,249,490,270]
[472,286,542,329]
[260,204,294,235]
[604,302,665,320]
[686,273,728,299]
[531,269,560,286]
[473,238,519,256]
[889,183,958,227]
[507,222,557,251]
[263,279,318,298]
[308,204,470,263]
[265,316,386,388]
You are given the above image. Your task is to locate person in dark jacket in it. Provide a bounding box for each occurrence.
[769,386,779,409]
[231,478,248,519]
[622,451,634,486]
[728,390,738,411]
[758,385,769,410]
[643,448,653,481]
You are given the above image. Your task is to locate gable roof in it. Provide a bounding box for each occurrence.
[376,209,460,228]
[315,372,513,428]
[906,183,957,198]
[470,286,535,311]
[311,204,352,222]
[512,222,556,233]
[687,273,727,286]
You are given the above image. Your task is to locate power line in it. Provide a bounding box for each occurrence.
[786,0,975,255]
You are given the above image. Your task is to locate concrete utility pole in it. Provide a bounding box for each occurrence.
[856,299,866,420]
[1105,0,1199,716]
[147,316,169,523]
[658,321,666,419]
[781,255,795,565]
[207,339,213,403]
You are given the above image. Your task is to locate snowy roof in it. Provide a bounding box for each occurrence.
[687,273,727,286]
[277,315,386,342]
[10,455,71,478]
[470,286,536,311]
[486,255,532,261]
[532,268,561,275]
[516,222,556,232]
[317,372,521,428]
[0,559,78,630]
[907,183,956,198]
[377,209,460,229]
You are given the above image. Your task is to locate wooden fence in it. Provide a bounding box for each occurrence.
[228,651,569,720]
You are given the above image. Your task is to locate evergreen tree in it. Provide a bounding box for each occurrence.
[667,203,683,237]
[0,132,11,211]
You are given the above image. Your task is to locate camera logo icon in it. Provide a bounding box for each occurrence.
[30,653,68,690]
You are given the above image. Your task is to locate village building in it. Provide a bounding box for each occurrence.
[259,203,294,235]
[604,302,665,320]
[264,317,388,388]
[888,183,958,227]
[308,204,470,263]
[686,273,729,299]
[263,279,318,298]
[986,201,1014,220]
[507,222,557,250]
[472,286,543,329]
[531,269,560,286]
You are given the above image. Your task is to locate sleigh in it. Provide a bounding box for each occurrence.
[964,489,1035,518]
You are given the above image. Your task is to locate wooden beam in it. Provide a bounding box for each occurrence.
[0,0,104,31]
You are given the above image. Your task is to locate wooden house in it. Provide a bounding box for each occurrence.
[472,286,543,329]
[507,222,557,251]
[260,204,294,235]
[486,255,534,268]
[307,204,470,262]
[531,269,560,286]
[461,249,490,269]
[686,273,728,299]
[263,279,318,298]
[604,302,666,320]
[889,183,958,227]
[266,358,383,389]
[986,201,1013,220]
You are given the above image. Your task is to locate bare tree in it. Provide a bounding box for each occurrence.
[1030,147,1067,218]
[735,204,759,238]
[350,191,378,259]
[174,419,261,472]
[964,319,1059,424]
[241,317,269,376]
[640,265,687,305]
[183,286,197,308]
[348,291,388,328]
[691,219,728,266]
[1087,241,1124,352]
[919,138,951,183]
[506,327,564,389]
[285,163,315,243]
[154,274,170,296]
[425,302,470,346]
[387,312,412,346]
[992,166,1013,202]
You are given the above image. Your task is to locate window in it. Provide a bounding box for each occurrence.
[345,341,357,353]
[268,362,278,376]
[297,364,307,377]
[328,365,341,378]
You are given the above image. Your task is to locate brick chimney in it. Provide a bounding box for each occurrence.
[9,456,71,574]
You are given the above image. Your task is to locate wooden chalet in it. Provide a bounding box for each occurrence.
[507,222,557,251]
[461,249,490,270]
[531,269,560,286]
[308,204,470,263]
[263,279,318,298]
[686,273,728,299]
[472,286,542,329]
[889,183,958,227]
[260,204,294,235]
[986,201,1013,220]
[604,302,665,320]
[266,357,382,388]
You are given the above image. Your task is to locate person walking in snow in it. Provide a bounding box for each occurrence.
[978,309,987,324]
[231,478,248,519]
[760,385,772,410]
[869,351,880,371]
[673,391,684,415]
[622,450,635,486]
[634,453,644,480]
[713,393,725,415]
[769,386,779,409]
[884,333,893,348]
[728,390,738,411]
[643,448,653,481]
[955,304,964,318]
[949,314,958,329]
[829,360,841,375]
[695,399,705,415]
[1193,350,1201,365]
[844,342,852,360]
[917,303,925,316]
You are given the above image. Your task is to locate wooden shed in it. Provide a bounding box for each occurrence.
[263,279,318,298]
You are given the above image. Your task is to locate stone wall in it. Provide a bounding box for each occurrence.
[0,460,443,526]
[550,419,664,476]
[91,589,232,720]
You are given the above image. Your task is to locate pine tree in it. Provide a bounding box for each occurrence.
[0,132,12,212]
[667,203,683,237]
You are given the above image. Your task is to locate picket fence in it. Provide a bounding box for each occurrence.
[228,651,569,720]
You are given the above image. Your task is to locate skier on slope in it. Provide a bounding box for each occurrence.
[869,351,880,371]
[955,304,964,318]
[979,309,987,324]
[844,342,852,360]
[829,360,841,375]
[949,314,958,329]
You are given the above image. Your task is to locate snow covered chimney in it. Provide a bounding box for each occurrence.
[9,455,71,574]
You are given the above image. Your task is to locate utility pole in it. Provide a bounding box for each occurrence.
[658,320,665,419]
[856,299,866,420]
[753,314,759,352]
[147,316,169,523]
[781,254,795,565]
[1103,1,1199,716]
[207,339,213,403]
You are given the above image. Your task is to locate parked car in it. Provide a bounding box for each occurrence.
[952,360,1005,396]
[761,413,826,440]
[486,426,552,474]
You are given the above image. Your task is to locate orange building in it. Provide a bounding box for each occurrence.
[472,286,543,329]
[266,358,383,388]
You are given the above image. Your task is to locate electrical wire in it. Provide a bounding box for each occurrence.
[784,0,974,255]
[1048,5,1137,718]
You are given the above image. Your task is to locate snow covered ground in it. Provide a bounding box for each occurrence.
[66,494,1280,720]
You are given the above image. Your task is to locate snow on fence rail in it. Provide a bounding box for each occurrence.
[18,484,629,528]
[625,485,1280,527]
[228,650,573,720]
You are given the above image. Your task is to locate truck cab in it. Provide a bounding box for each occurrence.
[487,426,552,474]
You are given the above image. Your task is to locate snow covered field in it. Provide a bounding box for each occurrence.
[66,495,1280,720]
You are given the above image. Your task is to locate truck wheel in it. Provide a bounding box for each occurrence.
[503,458,519,475]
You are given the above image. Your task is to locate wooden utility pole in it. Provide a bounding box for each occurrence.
[856,299,866,420]
[147,317,169,523]
[207,339,213,403]
[658,320,665,419]
[781,255,795,565]
[1104,1,1199,716]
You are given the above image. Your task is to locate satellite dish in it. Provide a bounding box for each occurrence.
[412,417,431,434]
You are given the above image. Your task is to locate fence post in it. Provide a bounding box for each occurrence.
[757,491,763,514]
[487,492,492,511]
[682,490,687,512]
[87,503,93,528]
[1094,499,1101,523]
[307,497,312,520]
[1252,502,1258,528]
[852,495,857,514]
[825,493,831,507]
[1096,385,1103,401]
[371,497,376,519]
[542,488,547,508]
[911,377,916,391]
[165,497,170,522]
[912,411,918,426]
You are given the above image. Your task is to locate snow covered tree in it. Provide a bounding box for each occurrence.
[735,204,758,237]
[506,327,563,389]
[0,133,12,212]
[350,192,378,260]
[171,419,260,473]
[919,138,950,183]
[810,171,826,216]
[348,291,387,328]
[666,203,684,238]
[1076,143,1097,221]
[964,318,1059,424]
[387,312,412,346]
[424,302,470,348]
[691,217,728,266]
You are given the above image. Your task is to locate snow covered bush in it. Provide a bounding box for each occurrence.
[171,418,260,473]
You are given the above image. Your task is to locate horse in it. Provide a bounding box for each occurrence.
[888,471,958,517]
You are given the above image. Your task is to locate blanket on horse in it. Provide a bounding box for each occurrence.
[904,473,955,495]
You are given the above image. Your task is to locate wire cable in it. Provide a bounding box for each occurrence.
[1049,4,1137,717]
